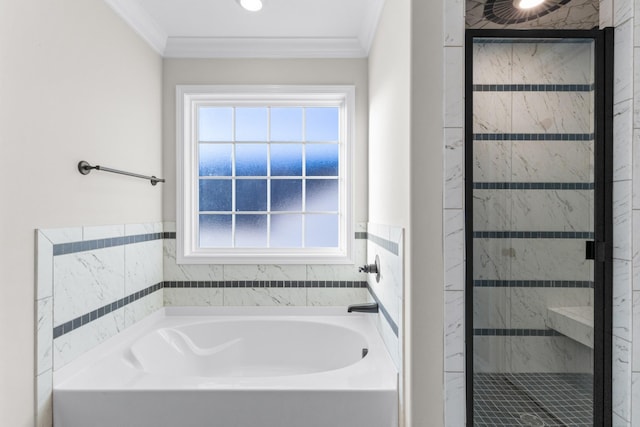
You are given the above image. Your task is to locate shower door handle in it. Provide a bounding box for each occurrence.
[585,240,606,262]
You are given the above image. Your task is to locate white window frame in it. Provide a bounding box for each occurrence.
[176,85,355,264]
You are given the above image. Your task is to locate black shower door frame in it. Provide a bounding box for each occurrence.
[464,28,613,426]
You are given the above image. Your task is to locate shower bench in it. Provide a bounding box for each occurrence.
[546,306,594,349]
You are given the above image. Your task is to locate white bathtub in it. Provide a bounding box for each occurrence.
[53,307,398,427]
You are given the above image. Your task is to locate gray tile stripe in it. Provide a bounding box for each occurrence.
[473,328,563,337]
[473,84,594,92]
[367,284,399,337]
[473,231,594,239]
[52,280,368,339]
[474,133,594,141]
[474,280,594,289]
[473,182,594,190]
[53,232,171,256]
[366,233,399,255]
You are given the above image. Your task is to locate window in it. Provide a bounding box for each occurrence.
[177,85,354,264]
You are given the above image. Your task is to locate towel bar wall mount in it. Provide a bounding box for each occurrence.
[77,161,165,186]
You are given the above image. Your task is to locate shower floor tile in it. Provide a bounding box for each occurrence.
[474,373,592,426]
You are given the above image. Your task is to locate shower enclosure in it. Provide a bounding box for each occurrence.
[465,29,613,426]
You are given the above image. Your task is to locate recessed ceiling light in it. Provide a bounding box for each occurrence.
[236,0,263,12]
[514,0,545,9]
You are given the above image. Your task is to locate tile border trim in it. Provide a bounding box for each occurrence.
[474,280,594,288]
[53,232,170,256]
[473,231,594,239]
[473,328,563,337]
[53,280,368,339]
[473,83,595,92]
[367,284,399,337]
[366,232,399,255]
[473,182,594,190]
[473,133,594,141]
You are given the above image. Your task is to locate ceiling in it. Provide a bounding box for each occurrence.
[104,0,386,58]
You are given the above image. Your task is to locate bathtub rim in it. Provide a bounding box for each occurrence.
[53,306,398,392]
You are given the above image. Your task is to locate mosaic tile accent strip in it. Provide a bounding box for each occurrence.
[52,280,368,338]
[53,282,163,338]
[164,280,368,289]
[473,133,594,141]
[474,280,594,288]
[53,232,170,256]
[473,182,594,190]
[473,231,594,239]
[473,328,563,337]
[473,83,594,92]
[367,284,399,337]
[474,373,592,427]
[354,231,367,239]
[367,233,399,255]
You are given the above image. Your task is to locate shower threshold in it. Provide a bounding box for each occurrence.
[474,372,592,426]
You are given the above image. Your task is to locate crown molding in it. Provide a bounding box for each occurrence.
[103,0,168,55]
[163,37,368,58]
[358,0,386,54]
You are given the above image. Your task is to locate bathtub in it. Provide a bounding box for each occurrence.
[53,307,398,427]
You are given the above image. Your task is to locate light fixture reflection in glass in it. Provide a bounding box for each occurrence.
[237,0,263,12]
[514,0,545,9]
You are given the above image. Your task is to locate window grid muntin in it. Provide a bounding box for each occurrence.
[197,105,341,249]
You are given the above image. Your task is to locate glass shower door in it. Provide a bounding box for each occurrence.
[467,30,611,427]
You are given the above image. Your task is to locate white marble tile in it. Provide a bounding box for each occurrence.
[511,140,593,183]
[512,92,593,134]
[615,20,634,104]
[473,336,510,373]
[472,238,511,281]
[631,374,640,427]
[53,246,125,326]
[163,221,176,232]
[510,336,592,373]
[223,264,307,281]
[511,42,595,85]
[366,223,389,242]
[367,246,401,324]
[612,412,630,427]
[444,372,466,427]
[634,49,640,130]
[632,292,640,371]
[372,305,400,371]
[223,288,307,306]
[36,297,53,375]
[510,240,592,281]
[510,288,591,329]
[444,46,464,128]
[614,0,633,29]
[473,92,511,133]
[36,231,53,299]
[443,0,463,47]
[82,224,124,240]
[634,130,640,209]
[472,189,511,231]
[631,214,640,291]
[124,291,163,327]
[511,189,592,232]
[444,209,464,291]
[473,141,511,182]
[612,336,632,421]
[125,240,163,295]
[614,100,633,181]
[306,264,365,281]
[307,288,368,306]
[600,0,613,28]
[124,223,155,236]
[473,42,512,85]
[613,259,632,341]
[444,128,463,209]
[613,180,632,260]
[444,291,464,372]
[40,227,82,244]
[163,239,224,281]
[36,369,52,427]
[53,309,125,370]
[164,288,223,307]
[473,288,510,329]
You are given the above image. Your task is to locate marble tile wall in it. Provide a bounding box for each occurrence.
[471,39,596,376]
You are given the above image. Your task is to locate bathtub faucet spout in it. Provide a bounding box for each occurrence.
[347,302,379,314]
